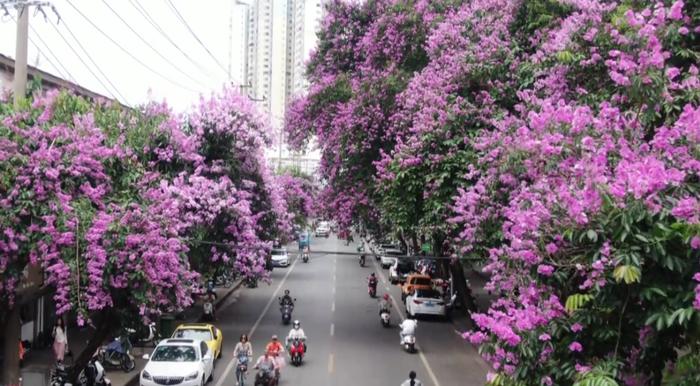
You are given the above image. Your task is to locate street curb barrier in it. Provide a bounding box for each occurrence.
[124,279,244,386]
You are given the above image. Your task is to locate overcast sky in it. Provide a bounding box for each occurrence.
[1,0,248,111]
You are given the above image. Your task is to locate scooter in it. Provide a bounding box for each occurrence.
[254,364,279,386]
[97,333,135,372]
[288,338,305,366]
[280,304,294,325]
[84,356,111,386]
[368,280,377,298]
[380,309,391,327]
[359,254,366,267]
[402,334,416,353]
[130,322,159,347]
[235,353,249,386]
[302,252,309,263]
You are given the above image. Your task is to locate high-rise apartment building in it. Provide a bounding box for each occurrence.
[285,0,324,100]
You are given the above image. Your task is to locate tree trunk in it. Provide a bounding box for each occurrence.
[450,260,478,324]
[1,305,21,386]
[68,311,115,383]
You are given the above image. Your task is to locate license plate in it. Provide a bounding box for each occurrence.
[426,301,433,307]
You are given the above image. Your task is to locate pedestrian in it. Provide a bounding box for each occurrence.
[401,370,423,386]
[52,318,68,363]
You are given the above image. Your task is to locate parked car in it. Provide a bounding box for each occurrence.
[140,339,214,386]
[171,323,223,359]
[271,248,290,267]
[389,259,414,284]
[400,273,433,300]
[381,249,403,268]
[405,288,447,318]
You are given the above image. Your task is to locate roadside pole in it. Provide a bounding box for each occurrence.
[13,1,28,107]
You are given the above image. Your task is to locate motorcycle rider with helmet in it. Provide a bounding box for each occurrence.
[379,293,392,315]
[367,273,378,291]
[286,320,307,352]
[265,335,285,378]
[254,350,278,383]
[399,316,418,345]
[280,290,294,308]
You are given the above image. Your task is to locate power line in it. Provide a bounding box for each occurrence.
[29,38,68,80]
[99,0,206,87]
[64,0,200,93]
[47,19,123,103]
[165,0,228,75]
[127,0,218,82]
[57,20,130,104]
[28,25,74,82]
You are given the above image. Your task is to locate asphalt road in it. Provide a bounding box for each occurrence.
[208,235,488,386]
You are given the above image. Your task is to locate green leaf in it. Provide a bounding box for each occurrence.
[613,265,641,284]
[566,293,594,313]
[587,229,598,242]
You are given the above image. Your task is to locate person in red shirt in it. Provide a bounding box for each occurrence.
[264,335,285,378]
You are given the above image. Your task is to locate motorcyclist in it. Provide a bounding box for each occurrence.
[265,335,285,378]
[280,290,294,308]
[379,294,392,316]
[286,320,307,352]
[368,273,378,290]
[399,317,418,345]
[202,293,215,321]
[254,350,278,382]
[400,370,423,386]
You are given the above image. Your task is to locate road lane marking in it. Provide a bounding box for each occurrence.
[215,257,300,386]
[328,353,335,374]
[331,301,335,312]
[330,323,335,337]
[332,286,336,295]
[372,258,442,386]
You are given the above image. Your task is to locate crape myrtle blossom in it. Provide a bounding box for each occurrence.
[447,0,700,383]
[1,85,295,323]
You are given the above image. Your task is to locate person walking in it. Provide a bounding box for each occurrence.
[52,318,68,363]
[401,370,423,386]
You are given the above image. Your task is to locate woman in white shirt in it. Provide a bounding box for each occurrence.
[52,318,68,363]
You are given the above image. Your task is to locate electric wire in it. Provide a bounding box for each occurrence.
[47,20,124,103]
[100,0,206,87]
[64,0,199,93]
[28,25,75,82]
[164,0,228,75]
[126,0,219,82]
[29,39,68,81]
[57,20,130,104]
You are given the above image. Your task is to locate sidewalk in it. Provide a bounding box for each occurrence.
[20,280,243,386]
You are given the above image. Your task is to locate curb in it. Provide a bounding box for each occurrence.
[124,279,244,386]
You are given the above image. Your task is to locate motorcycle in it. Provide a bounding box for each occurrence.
[247,276,258,288]
[288,338,305,366]
[97,333,135,372]
[380,309,391,327]
[302,252,309,263]
[235,353,250,386]
[402,333,416,353]
[49,362,74,386]
[129,322,160,347]
[254,363,279,386]
[202,300,215,322]
[280,304,294,325]
[368,279,377,298]
[84,356,111,386]
[214,272,233,288]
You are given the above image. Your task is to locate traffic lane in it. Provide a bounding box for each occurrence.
[210,237,337,385]
[371,257,489,385]
[334,249,428,386]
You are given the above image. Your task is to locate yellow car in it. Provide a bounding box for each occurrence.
[171,323,223,359]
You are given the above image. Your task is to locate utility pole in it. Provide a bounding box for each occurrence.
[0,4,59,385]
[13,2,28,107]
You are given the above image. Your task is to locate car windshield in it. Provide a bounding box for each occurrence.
[411,277,432,286]
[271,249,286,256]
[386,250,403,256]
[380,244,397,249]
[151,345,197,362]
[173,329,213,341]
[415,289,441,299]
[397,262,413,272]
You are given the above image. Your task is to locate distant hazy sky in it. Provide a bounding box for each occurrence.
[1,0,248,111]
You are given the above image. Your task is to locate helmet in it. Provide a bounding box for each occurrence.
[293,320,300,329]
[284,289,290,295]
[271,335,278,340]
[370,273,375,277]
[383,294,389,300]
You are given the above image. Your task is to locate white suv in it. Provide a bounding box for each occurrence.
[140,339,214,386]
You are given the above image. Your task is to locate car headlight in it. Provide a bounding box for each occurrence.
[184,371,199,381]
[142,370,152,380]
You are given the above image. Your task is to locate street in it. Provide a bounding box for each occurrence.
[208,235,488,386]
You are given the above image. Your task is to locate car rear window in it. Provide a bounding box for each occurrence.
[271,249,286,255]
[381,244,397,249]
[386,250,403,256]
[411,277,432,286]
[173,329,213,341]
[397,262,413,272]
[415,289,441,299]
